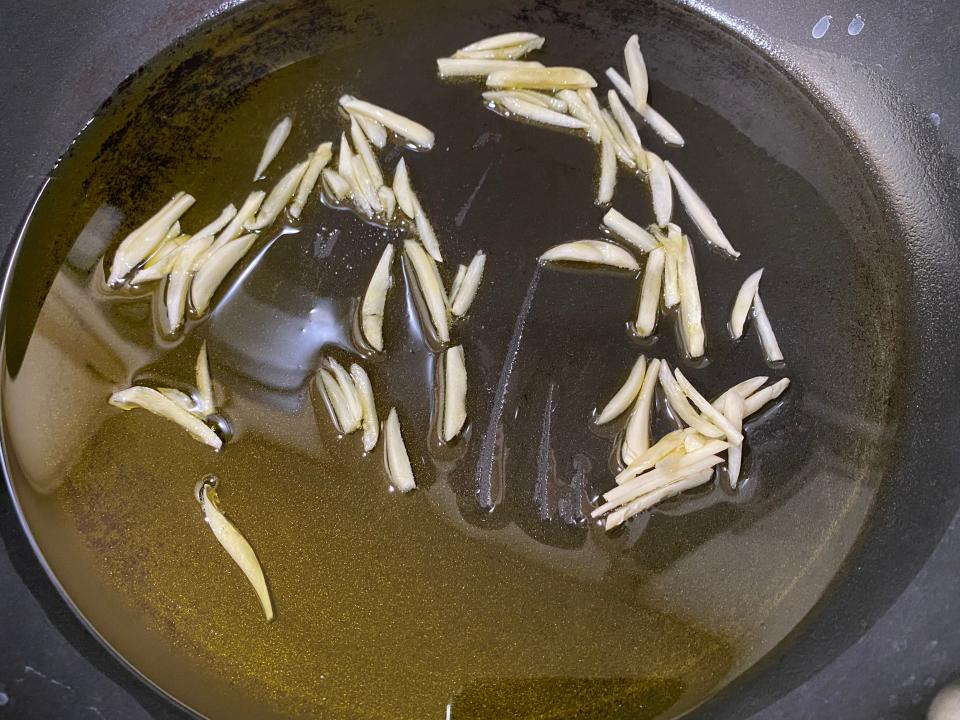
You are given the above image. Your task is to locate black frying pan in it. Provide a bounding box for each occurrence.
[1,1,958,718]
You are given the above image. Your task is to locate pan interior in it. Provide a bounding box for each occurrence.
[0,0,906,718]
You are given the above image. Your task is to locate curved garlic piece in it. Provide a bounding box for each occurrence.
[458,31,545,53]
[436,58,544,78]
[199,483,273,621]
[109,386,222,449]
[339,96,435,151]
[597,138,617,205]
[196,341,215,417]
[450,251,486,317]
[247,160,309,231]
[289,142,333,219]
[254,116,292,180]
[350,363,380,452]
[730,268,764,339]
[743,378,790,416]
[599,109,636,169]
[454,37,544,60]
[677,235,705,358]
[166,235,214,332]
[644,151,672,227]
[318,369,352,433]
[486,66,596,90]
[635,247,665,337]
[350,117,384,187]
[605,466,716,530]
[392,158,417,219]
[443,345,468,442]
[413,197,442,262]
[723,392,745,488]
[491,89,568,113]
[596,355,646,425]
[157,387,198,415]
[321,168,351,201]
[326,358,363,433]
[606,68,686,147]
[608,90,645,167]
[624,34,649,109]
[488,94,587,129]
[378,186,397,221]
[108,192,195,286]
[192,204,239,242]
[404,240,450,343]
[449,264,467,302]
[615,428,690,483]
[354,114,387,149]
[710,376,769,412]
[657,362,723,438]
[384,408,416,492]
[622,358,660,463]
[351,155,383,215]
[673,369,743,445]
[557,90,602,143]
[204,191,264,261]
[361,244,395,351]
[540,240,639,271]
[603,208,657,252]
[664,160,739,257]
[191,233,257,315]
[753,293,783,363]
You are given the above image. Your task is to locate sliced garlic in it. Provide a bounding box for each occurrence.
[130,236,186,285]
[495,89,568,113]
[743,377,790,416]
[616,428,691,482]
[596,355,646,425]
[108,192,195,286]
[723,392,745,488]
[326,357,363,433]
[664,160,739,257]
[318,368,353,434]
[557,90,602,143]
[157,388,199,415]
[607,89,645,168]
[673,368,743,445]
[412,196,442,262]
[541,240,639,271]
[339,96,435,150]
[599,108,636,168]
[353,113,388,149]
[597,137,617,205]
[360,244,395,352]
[753,293,784,363]
[450,250,486,317]
[436,58,545,78]
[337,132,356,186]
[321,168,351,201]
[443,345,468,442]
[730,268,764,339]
[289,142,333,219]
[635,247,665,337]
[711,376,770,412]
[645,151,672,227]
[254,116,292,180]
[202,191,264,262]
[351,154,383,215]
[487,94,587,129]
[606,68,685,146]
[604,465,717,530]
[384,407,416,492]
[602,208,657,252]
[350,363,380,452]
[378,186,397,221]
[457,31,545,53]
[621,358,661,464]
[191,233,257,315]
[165,235,214,333]
[657,362,723,438]
[449,264,468,303]
[247,160,309,231]
[199,481,273,621]
[392,158,417,219]
[196,341,215,417]
[624,34,649,109]
[404,240,450,343]
[486,66,596,90]
[350,117,384,188]
[109,386,221,449]
[677,234,705,358]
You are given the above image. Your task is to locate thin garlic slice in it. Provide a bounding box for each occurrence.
[657,362,723,438]
[378,186,397,221]
[254,116,292,180]
[361,244,395,351]
[318,368,353,434]
[337,132,356,186]
[442,345,468,442]
[487,94,587,129]
[350,363,380,452]
[453,38,544,60]
[109,386,221,449]
[436,58,545,78]
[457,31,545,53]
[157,388,199,415]
[645,151,672,227]
[616,428,692,482]
[599,108,636,168]
[606,68,685,146]
[603,208,657,252]
[449,264,468,303]
[392,158,417,219]
[596,355,646,425]
[622,358,661,464]
[166,235,214,332]
[677,234,705,358]
[326,358,363,433]
[404,240,450,343]
[354,113,388,149]
[673,368,743,444]
[557,90,602,143]
[130,237,186,285]
[199,481,273,621]
[384,407,416,492]
[192,204,239,242]
[248,160,310,231]
[412,196,442,263]
[635,247,665,337]
[723,392,745,488]
[624,34,649,109]
[604,466,717,530]
[495,89,568,113]
[351,155,383,215]
[196,341,215,417]
[753,293,784,363]
[731,268,764,339]
[203,191,264,261]
[350,117,384,187]
[711,376,769,412]
[743,378,790,416]
[450,250,486,317]
[659,226,681,308]
[108,192,195,286]
[597,137,617,204]
[607,90,645,167]
[486,66,596,90]
[321,168,351,201]
[191,233,257,315]
[540,240,639,270]
[289,142,333,219]
[664,160,740,257]
[339,96,435,151]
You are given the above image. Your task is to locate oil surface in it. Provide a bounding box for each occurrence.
[0,1,906,719]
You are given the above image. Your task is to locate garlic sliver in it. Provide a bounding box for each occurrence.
[450,251,486,317]
[350,117,384,187]
[339,96,435,151]
[711,377,769,412]
[603,208,657,252]
[326,357,363,433]
[254,116,292,180]
[109,386,221,450]
[165,235,213,332]
[458,32,545,53]
[392,158,417,219]
[436,58,544,78]
[607,90,645,168]
[199,483,273,621]
[248,160,309,231]
[635,247,665,337]
[404,240,450,343]
[191,233,257,315]
[615,428,690,483]
[360,244,395,352]
[157,388,199,415]
[723,392,745,488]
[606,68,685,146]
[449,264,468,303]
[657,362,723,438]
[596,355,646,425]
[384,408,416,492]
[454,37,544,60]
[743,378,790,416]
[730,268,764,339]
[196,341,215,417]
[540,240,639,271]
[351,155,383,215]
[753,293,784,363]
[108,192,195,286]
[486,66,596,90]
[378,186,397,221]
[353,113,388,149]
[289,142,333,219]
[203,191,264,261]
[646,151,672,227]
[557,90,602,143]
[318,369,352,434]
[674,368,743,445]
[350,363,380,452]
[442,345,468,442]
[622,358,660,464]
[677,234,705,358]
[604,466,716,530]
[321,168,351,201]
[624,34,649,109]
[412,197,442,262]
[597,137,617,205]
[664,160,740,257]
[490,95,587,129]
